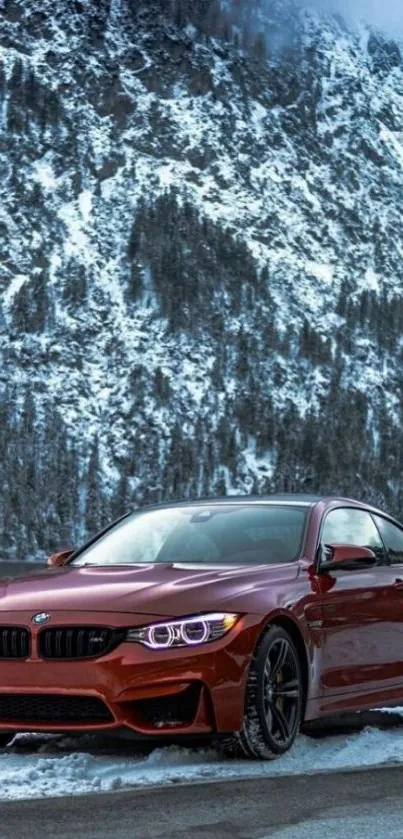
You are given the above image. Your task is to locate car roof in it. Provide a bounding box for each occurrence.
[133,494,326,511]
[132,495,400,522]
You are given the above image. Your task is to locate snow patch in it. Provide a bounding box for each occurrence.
[79,190,93,223]
[4,718,403,801]
[3,275,28,307]
[58,201,91,258]
[32,159,57,191]
[305,262,334,285]
[364,268,380,293]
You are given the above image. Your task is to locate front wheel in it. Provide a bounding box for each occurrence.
[223,625,303,760]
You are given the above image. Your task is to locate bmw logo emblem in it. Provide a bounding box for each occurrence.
[32,613,50,625]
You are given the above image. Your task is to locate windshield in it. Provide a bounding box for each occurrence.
[71,504,308,567]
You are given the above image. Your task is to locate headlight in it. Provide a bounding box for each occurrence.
[126,613,239,650]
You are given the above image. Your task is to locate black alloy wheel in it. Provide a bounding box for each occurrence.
[0,733,14,749]
[222,625,303,760]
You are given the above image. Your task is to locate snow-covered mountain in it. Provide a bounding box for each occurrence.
[1,0,403,559]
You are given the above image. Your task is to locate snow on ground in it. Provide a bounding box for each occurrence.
[2,713,403,801]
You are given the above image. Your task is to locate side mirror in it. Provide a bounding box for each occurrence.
[47,550,75,568]
[320,544,377,573]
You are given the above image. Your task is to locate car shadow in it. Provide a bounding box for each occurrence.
[8,730,216,756]
[7,710,403,754]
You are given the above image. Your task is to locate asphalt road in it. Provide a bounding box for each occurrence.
[1,765,403,839]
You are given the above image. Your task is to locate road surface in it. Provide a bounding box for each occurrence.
[2,764,403,839]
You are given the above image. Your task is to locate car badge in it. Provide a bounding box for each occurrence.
[32,613,50,625]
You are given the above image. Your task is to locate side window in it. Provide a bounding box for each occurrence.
[373,516,403,565]
[321,508,385,564]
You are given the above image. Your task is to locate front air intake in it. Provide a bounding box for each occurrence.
[0,694,113,723]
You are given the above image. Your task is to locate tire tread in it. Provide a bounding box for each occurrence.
[220,625,302,760]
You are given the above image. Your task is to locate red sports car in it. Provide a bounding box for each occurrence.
[0,494,402,759]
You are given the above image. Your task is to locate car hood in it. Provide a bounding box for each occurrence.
[0,563,300,617]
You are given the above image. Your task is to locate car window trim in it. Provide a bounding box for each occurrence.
[370,513,403,566]
[369,513,388,559]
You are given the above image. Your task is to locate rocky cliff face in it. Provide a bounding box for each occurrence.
[1,0,403,558]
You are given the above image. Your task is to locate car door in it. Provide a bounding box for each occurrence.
[316,507,400,698]
[371,514,403,685]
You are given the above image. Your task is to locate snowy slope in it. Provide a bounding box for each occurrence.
[2,0,403,557]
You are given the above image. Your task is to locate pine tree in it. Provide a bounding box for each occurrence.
[112,473,130,520]
[84,438,104,537]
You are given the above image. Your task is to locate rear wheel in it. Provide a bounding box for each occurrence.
[0,733,14,749]
[223,625,303,760]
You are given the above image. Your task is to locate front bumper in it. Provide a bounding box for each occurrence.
[0,612,263,736]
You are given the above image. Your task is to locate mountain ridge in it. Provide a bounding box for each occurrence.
[1,0,403,558]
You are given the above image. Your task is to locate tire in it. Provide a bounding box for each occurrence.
[0,733,14,749]
[222,625,303,760]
